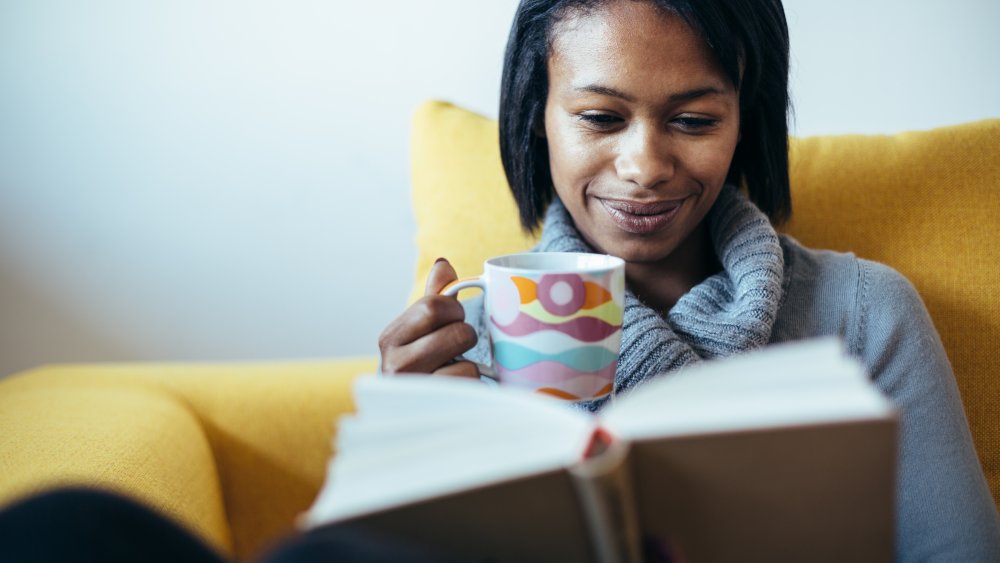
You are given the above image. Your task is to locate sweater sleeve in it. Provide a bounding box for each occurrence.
[855,260,1000,561]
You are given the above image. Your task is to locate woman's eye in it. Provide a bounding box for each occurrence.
[577,113,623,129]
[673,116,718,131]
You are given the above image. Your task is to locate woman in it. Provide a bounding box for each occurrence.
[379,0,1000,560]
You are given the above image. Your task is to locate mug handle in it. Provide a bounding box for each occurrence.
[440,275,485,296]
[438,275,497,382]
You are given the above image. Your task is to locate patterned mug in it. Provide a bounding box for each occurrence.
[442,252,625,403]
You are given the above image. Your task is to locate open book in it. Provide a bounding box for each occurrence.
[303,339,897,563]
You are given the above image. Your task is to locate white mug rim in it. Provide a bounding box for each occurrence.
[484,251,625,274]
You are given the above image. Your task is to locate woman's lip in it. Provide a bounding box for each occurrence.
[598,197,685,235]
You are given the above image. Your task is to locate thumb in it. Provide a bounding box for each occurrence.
[425,257,459,296]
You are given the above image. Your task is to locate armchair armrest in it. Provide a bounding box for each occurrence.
[0,357,377,561]
[0,377,232,555]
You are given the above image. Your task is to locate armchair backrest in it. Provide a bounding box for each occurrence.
[408,100,1000,510]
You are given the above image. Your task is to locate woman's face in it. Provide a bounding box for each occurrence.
[543,0,740,265]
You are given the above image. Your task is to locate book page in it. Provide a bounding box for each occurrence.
[302,375,595,528]
[601,338,893,440]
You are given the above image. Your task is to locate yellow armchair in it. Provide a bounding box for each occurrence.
[1,100,997,561]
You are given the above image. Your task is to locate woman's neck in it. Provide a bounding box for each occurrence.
[625,223,720,312]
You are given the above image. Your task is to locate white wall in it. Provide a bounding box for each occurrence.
[785,1,1000,135]
[1,1,998,377]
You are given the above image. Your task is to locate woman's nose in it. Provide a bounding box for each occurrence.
[614,124,675,189]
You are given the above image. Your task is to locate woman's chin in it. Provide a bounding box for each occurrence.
[590,238,680,265]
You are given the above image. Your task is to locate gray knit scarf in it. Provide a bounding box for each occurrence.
[533,185,786,411]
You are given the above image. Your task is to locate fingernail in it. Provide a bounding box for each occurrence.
[434,257,447,264]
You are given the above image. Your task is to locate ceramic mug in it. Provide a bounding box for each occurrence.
[442,252,625,403]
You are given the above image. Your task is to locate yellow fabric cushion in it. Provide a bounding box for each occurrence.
[0,382,232,555]
[408,100,1000,509]
[0,358,376,561]
[409,101,538,304]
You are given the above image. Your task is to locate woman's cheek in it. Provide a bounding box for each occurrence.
[688,139,737,187]
[551,136,599,197]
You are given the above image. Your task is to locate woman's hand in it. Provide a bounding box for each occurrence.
[378,258,480,378]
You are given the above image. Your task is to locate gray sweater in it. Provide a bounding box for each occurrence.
[462,234,1000,561]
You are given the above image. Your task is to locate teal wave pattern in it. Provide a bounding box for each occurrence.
[493,340,619,372]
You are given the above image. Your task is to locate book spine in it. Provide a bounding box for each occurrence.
[569,434,643,563]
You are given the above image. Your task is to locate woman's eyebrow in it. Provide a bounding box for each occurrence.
[573,84,726,103]
[668,86,725,102]
[574,84,635,101]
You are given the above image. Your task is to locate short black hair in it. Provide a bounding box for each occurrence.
[499,0,791,232]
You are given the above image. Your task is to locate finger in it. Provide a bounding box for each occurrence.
[380,321,477,374]
[379,295,466,350]
[432,361,480,379]
[425,257,459,296]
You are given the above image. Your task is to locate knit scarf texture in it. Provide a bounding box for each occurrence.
[533,185,786,411]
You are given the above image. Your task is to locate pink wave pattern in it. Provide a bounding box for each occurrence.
[497,361,617,386]
[490,313,620,342]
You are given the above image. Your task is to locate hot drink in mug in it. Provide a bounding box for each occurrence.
[442,252,625,403]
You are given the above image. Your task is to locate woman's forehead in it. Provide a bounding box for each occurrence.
[547,1,731,97]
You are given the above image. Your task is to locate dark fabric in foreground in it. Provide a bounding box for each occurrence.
[0,488,474,563]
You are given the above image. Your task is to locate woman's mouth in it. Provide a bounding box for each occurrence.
[598,197,685,235]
